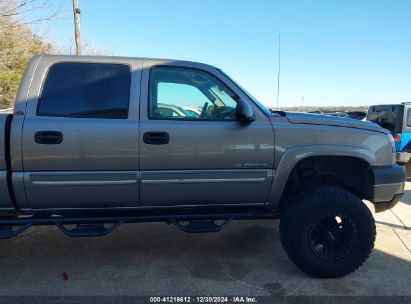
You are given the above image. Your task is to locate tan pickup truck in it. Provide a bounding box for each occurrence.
[0,55,405,278]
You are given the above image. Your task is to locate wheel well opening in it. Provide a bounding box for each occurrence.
[279,156,373,208]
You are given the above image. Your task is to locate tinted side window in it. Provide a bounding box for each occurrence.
[38,62,131,119]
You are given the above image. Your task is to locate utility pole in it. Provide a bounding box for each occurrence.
[72,0,81,55]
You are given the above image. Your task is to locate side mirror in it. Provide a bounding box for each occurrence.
[235,100,255,123]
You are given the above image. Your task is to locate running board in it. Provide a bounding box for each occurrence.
[0,208,281,239]
[0,223,32,239]
[56,222,123,237]
[169,219,232,233]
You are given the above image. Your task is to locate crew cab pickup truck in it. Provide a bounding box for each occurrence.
[0,55,406,278]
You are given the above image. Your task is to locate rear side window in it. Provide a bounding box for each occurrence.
[367,105,402,133]
[37,62,131,119]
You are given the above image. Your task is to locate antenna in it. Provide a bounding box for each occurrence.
[276,34,281,110]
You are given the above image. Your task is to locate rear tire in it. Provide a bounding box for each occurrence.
[279,186,375,278]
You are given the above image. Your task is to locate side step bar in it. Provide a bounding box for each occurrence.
[0,223,31,239]
[56,222,124,237]
[0,209,280,239]
[169,219,233,233]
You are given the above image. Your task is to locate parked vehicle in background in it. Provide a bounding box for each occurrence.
[309,110,367,120]
[182,106,201,118]
[154,103,194,118]
[346,111,367,120]
[0,55,405,279]
[367,103,411,176]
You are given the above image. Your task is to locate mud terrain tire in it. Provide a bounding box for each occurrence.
[280,186,376,278]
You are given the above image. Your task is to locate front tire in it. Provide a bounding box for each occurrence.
[279,186,376,278]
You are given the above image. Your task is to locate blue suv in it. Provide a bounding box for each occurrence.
[367,103,411,170]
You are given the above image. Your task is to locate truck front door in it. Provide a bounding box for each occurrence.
[139,62,275,206]
[21,58,141,210]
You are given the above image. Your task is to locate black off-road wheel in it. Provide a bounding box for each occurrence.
[279,186,376,278]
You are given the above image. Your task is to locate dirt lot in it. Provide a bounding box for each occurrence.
[0,184,410,297]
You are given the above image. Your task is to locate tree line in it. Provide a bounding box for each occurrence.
[0,0,58,108]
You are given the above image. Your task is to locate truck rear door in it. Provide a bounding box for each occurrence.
[21,57,142,210]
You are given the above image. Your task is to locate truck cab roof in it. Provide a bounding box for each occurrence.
[32,54,218,70]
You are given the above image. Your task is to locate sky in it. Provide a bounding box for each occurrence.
[30,0,411,108]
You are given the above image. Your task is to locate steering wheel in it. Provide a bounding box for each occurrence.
[212,106,235,119]
[221,107,236,119]
[199,102,209,119]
